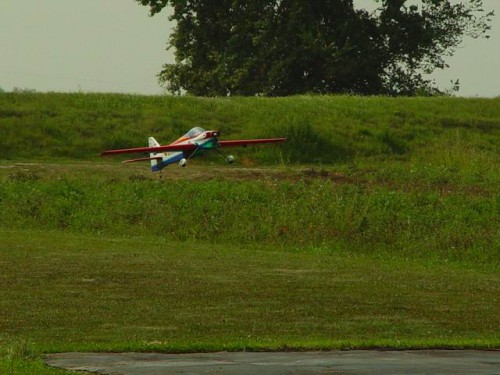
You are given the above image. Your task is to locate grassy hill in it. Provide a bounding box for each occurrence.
[1,93,499,166]
[1,93,498,264]
[0,93,499,374]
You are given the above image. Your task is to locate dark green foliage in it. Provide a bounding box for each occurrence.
[378,128,409,154]
[284,122,352,163]
[137,0,493,96]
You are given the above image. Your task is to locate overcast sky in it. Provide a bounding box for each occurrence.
[1,0,498,97]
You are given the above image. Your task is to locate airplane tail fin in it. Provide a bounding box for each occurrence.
[148,137,165,172]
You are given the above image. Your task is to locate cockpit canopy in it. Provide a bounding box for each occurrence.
[185,127,205,138]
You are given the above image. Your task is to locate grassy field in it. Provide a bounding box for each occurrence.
[0,164,498,265]
[1,229,498,374]
[0,93,499,374]
[0,93,499,165]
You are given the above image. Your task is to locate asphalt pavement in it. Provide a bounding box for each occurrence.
[45,350,500,375]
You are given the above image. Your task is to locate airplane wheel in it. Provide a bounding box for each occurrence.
[227,155,235,164]
[179,158,187,167]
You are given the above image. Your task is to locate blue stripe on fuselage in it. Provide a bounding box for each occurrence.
[151,152,185,172]
[150,139,218,172]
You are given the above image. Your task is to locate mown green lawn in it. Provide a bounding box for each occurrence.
[1,229,499,374]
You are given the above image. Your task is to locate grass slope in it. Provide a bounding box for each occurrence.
[0,93,499,374]
[0,164,498,266]
[0,93,499,166]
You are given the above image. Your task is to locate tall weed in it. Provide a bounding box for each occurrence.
[0,175,497,265]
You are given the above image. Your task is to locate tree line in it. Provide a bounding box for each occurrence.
[137,0,493,96]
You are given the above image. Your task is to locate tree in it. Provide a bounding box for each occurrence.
[137,0,493,96]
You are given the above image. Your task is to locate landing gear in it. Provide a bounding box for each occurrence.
[216,148,235,164]
[179,145,203,168]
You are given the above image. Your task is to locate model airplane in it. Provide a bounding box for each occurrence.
[100,127,286,172]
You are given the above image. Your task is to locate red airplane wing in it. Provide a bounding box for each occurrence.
[218,138,286,148]
[101,137,285,156]
[100,143,197,156]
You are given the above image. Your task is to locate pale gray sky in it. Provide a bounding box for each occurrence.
[1,0,498,96]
